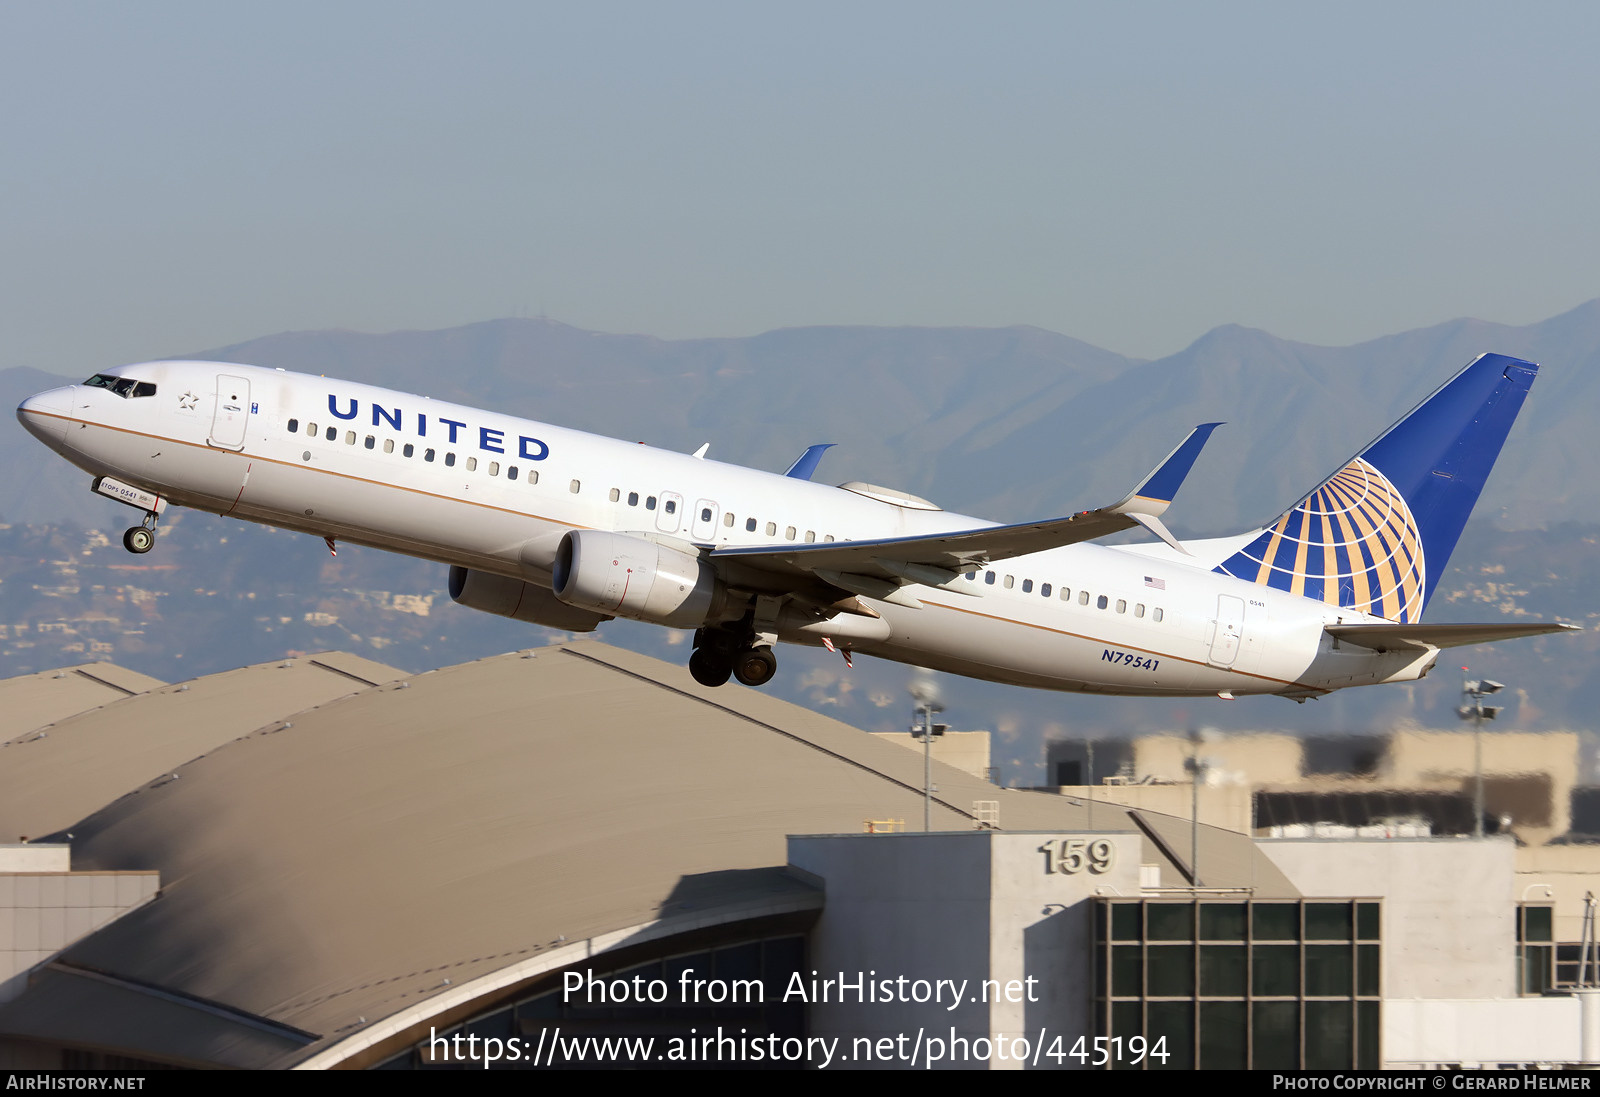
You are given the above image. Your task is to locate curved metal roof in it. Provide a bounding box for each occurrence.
[0,641,1294,1067]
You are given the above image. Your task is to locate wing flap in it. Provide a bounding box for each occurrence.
[1326,621,1580,652]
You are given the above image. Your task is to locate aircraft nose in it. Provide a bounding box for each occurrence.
[17,387,71,446]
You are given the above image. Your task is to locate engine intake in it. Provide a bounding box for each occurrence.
[553,530,730,629]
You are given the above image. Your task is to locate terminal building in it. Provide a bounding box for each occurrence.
[1,643,1598,1069]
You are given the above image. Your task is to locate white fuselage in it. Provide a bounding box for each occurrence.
[17,360,1435,699]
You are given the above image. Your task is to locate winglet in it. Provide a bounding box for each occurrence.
[1110,423,1223,518]
[785,443,836,480]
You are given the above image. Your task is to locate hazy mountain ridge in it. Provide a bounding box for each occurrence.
[8,301,1596,531]
[3,303,1596,779]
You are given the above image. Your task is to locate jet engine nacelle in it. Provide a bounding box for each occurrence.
[447,565,612,632]
[552,530,730,629]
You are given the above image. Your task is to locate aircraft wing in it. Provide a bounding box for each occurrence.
[709,424,1220,601]
[1326,621,1581,653]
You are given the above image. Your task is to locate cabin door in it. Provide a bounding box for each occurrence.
[208,375,250,450]
[1208,595,1246,667]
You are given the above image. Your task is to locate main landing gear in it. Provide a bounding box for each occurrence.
[122,513,158,555]
[690,627,778,688]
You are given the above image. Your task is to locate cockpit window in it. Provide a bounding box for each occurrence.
[84,374,156,398]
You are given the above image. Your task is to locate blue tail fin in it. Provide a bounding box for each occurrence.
[1213,353,1538,622]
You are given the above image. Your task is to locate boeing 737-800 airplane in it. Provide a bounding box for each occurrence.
[15,352,1575,698]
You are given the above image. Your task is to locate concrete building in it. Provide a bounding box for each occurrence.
[1,645,1597,1069]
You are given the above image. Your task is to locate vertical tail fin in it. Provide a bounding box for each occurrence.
[1213,353,1538,622]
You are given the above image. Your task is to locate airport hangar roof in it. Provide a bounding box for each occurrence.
[0,662,166,746]
[0,652,405,842]
[0,640,1297,1069]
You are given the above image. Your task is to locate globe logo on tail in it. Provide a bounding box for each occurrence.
[1215,457,1426,623]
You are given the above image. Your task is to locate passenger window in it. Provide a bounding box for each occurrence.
[1079,590,1090,605]
[628,492,639,506]
[785,526,796,540]
[287,418,299,432]
[364,435,375,449]
[985,571,996,585]
[507,466,518,481]
[403,443,414,458]
[1135,604,1145,618]
[1061,587,1071,600]
[489,461,499,476]
[1022,579,1033,593]
[746,518,757,532]
[1154,608,1164,622]
[424,448,435,462]
[1041,583,1051,598]
[383,439,394,454]
[1097,595,1108,610]
[325,426,337,441]
[610,488,621,502]
[345,431,356,445]
[1116,599,1126,613]
[724,512,735,527]
[702,508,713,522]
[464,456,476,471]
[1004,575,1014,589]
[646,496,657,510]
[527,470,538,485]
[308,422,319,437]
[570,480,581,494]
[665,499,677,514]
[445,453,456,467]
[825,534,835,542]
[805,531,815,543]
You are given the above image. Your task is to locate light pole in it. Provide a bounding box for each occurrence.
[909,676,947,832]
[1458,670,1505,839]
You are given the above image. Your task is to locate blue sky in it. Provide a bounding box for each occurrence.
[3,1,1597,374]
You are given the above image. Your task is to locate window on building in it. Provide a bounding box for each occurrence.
[1519,905,1555,995]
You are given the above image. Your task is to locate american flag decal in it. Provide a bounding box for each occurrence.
[1144,576,1165,590]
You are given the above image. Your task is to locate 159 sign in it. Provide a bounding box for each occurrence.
[1039,837,1115,875]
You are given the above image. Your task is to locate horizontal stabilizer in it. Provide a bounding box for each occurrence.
[1326,621,1580,653]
